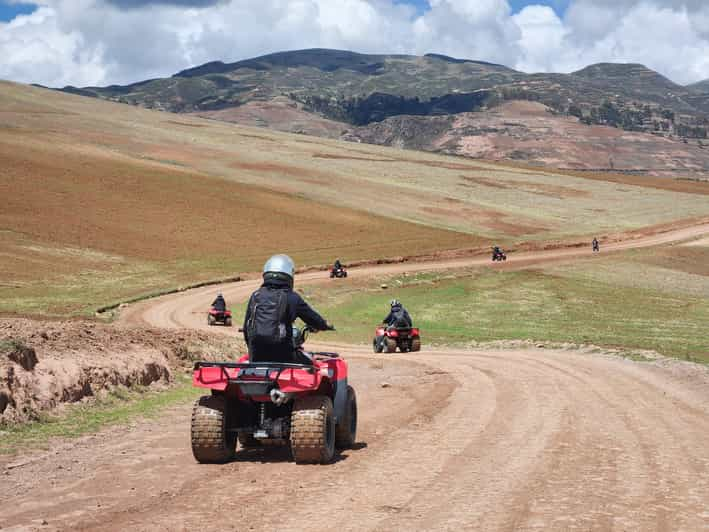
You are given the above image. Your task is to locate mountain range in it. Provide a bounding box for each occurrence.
[56,48,709,175]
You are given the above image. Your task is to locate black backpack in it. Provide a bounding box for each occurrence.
[392,307,409,328]
[246,287,289,345]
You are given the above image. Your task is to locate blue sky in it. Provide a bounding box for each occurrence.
[0,1,570,22]
[0,2,36,22]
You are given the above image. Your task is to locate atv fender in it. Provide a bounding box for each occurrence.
[332,377,348,424]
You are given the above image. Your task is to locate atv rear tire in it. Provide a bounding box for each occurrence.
[225,317,232,327]
[335,386,357,449]
[385,337,397,353]
[410,337,421,352]
[290,395,336,464]
[207,315,216,326]
[191,395,236,463]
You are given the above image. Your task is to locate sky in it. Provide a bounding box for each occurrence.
[1,0,709,88]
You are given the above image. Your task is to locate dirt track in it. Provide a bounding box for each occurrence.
[3,224,709,531]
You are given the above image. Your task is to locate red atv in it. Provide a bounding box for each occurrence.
[191,326,357,464]
[207,308,232,327]
[373,325,421,353]
[330,266,348,278]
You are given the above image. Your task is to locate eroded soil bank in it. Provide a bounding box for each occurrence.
[0,319,242,424]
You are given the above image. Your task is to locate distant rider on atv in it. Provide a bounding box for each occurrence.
[377,300,413,351]
[333,259,343,271]
[383,300,413,328]
[243,254,333,364]
[211,293,227,312]
[592,237,600,252]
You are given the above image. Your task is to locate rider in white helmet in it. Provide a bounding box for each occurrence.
[243,254,332,363]
[211,292,227,312]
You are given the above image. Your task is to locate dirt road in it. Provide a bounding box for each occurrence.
[3,223,709,531]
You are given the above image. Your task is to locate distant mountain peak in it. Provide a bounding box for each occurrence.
[175,48,399,78]
[573,62,674,81]
[688,78,709,93]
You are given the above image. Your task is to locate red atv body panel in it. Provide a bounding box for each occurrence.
[193,353,347,397]
[376,326,420,339]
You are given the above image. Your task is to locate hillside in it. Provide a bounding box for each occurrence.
[56,48,709,175]
[689,79,709,93]
[3,81,709,316]
[346,101,709,177]
[62,49,708,119]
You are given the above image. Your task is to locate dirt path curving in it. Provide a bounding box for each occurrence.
[2,222,709,531]
[120,220,709,333]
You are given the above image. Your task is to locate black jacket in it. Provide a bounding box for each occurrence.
[243,278,329,362]
[212,295,226,311]
[383,305,412,328]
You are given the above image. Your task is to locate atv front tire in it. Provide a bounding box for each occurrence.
[385,337,397,353]
[191,395,236,463]
[290,395,336,464]
[411,338,422,352]
[373,337,384,353]
[335,386,357,449]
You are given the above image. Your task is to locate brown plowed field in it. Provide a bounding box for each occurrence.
[2,222,709,531]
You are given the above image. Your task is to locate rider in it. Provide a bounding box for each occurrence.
[211,292,227,312]
[383,299,413,329]
[333,258,343,272]
[243,254,332,363]
[592,237,600,252]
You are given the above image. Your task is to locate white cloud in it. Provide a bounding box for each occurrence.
[0,5,106,86]
[512,5,567,73]
[1,0,709,87]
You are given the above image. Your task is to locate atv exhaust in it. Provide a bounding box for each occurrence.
[270,388,292,406]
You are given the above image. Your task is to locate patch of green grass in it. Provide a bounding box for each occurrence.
[0,375,202,456]
[304,268,709,362]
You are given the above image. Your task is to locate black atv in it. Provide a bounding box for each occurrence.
[492,247,507,262]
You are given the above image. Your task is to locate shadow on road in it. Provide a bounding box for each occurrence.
[231,441,368,464]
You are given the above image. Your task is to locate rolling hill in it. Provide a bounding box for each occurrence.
[55,49,709,176]
[4,80,709,317]
[61,49,708,118]
[688,79,709,94]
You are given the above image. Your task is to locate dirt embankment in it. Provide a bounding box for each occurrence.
[0,319,242,424]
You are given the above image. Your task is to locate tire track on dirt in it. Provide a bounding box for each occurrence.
[2,223,709,531]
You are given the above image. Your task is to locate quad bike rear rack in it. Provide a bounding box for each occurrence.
[194,361,313,384]
[194,357,340,387]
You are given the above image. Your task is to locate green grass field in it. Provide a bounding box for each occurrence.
[296,246,709,362]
